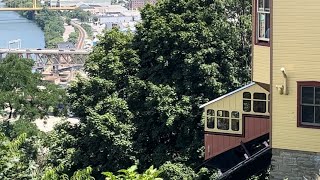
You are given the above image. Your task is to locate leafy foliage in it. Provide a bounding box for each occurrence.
[34,9,65,48]
[159,162,197,180]
[42,166,94,180]
[81,23,93,38]
[0,0,253,179]
[52,0,252,176]
[102,165,162,180]
[0,133,37,179]
[0,55,66,120]
[68,31,79,45]
[64,9,92,22]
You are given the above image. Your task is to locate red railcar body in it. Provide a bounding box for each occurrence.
[204,115,270,160]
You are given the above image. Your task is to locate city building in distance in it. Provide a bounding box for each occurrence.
[128,0,157,10]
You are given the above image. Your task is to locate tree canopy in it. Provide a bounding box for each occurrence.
[51,0,252,177]
[0,0,254,179]
[0,55,66,120]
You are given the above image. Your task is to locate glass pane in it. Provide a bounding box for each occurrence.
[217,118,229,130]
[265,14,270,38]
[315,106,320,124]
[258,0,264,9]
[207,117,214,129]
[301,105,314,123]
[217,110,229,117]
[302,87,314,104]
[231,119,240,131]
[207,109,214,116]
[315,88,320,104]
[253,101,266,113]
[254,93,266,100]
[243,92,251,99]
[243,100,251,112]
[259,13,266,38]
[231,111,239,118]
[264,0,270,10]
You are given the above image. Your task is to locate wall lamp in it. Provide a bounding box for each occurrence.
[276,67,288,95]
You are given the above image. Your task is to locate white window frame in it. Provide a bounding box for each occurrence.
[205,109,242,134]
[257,0,270,42]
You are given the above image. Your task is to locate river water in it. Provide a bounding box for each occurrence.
[0,1,45,49]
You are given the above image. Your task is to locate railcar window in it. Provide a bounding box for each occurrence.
[231,111,240,131]
[207,109,214,128]
[243,92,251,99]
[253,93,267,113]
[217,110,229,130]
[243,92,251,112]
[268,94,270,113]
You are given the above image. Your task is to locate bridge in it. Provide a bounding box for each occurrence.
[0,48,90,70]
[0,0,77,11]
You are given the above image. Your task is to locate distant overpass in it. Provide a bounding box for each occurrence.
[0,48,90,69]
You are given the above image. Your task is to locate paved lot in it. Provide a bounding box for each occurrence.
[34,116,80,132]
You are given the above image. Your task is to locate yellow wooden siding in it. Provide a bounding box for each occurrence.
[204,84,269,134]
[252,45,270,84]
[272,0,320,152]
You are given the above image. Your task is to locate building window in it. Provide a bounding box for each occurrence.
[207,109,214,129]
[298,82,320,127]
[257,0,270,43]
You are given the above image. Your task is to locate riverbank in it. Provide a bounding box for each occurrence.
[1,0,65,48]
[0,1,45,48]
[1,0,93,49]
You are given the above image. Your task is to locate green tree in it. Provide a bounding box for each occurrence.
[102,165,162,180]
[47,77,136,177]
[50,0,252,176]
[34,9,65,48]
[81,23,93,38]
[0,55,38,119]
[66,17,71,25]
[92,16,99,23]
[159,162,197,180]
[0,55,67,120]
[0,133,36,179]
[68,31,79,45]
[130,0,252,167]
[65,9,92,22]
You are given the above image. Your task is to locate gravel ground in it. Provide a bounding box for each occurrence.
[34,116,80,132]
[63,24,75,42]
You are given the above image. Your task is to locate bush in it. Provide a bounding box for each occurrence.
[159,162,197,180]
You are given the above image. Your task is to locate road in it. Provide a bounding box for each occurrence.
[71,21,87,49]
[0,48,90,54]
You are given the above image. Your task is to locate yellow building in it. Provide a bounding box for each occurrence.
[201,0,320,178]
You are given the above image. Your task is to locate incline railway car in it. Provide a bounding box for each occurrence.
[200,82,271,175]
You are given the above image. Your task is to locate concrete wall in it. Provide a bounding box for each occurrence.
[271,148,320,180]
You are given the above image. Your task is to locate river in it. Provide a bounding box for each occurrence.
[0,1,45,49]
